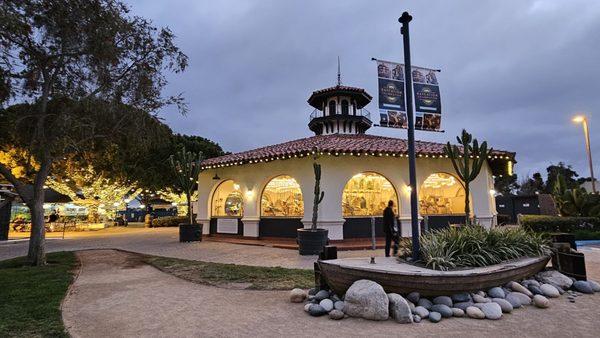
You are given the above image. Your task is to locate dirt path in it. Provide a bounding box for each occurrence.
[62,249,600,337]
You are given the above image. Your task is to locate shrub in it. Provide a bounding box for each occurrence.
[152,216,188,227]
[401,226,550,271]
[497,214,512,225]
[572,230,600,240]
[519,215,600,233]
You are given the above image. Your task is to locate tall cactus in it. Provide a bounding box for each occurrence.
[444,129,492,225]
[311,161,325,230]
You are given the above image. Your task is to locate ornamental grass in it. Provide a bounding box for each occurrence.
[401,226,551,271]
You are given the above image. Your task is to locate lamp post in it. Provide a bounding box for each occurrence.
[573,115,596,193]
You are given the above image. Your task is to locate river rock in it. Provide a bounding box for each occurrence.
[407,292,420,304]
[536,270,573,290]
[451,308,465,317]
[505,293,523,308]
[413,314,421,323]
[331,294,341,302]
[430,304,453,318]
[508,281,533,297]
[334,301,345,311]
[388,293,413,324]
[528,284,543,295]
[304,303,312,312]
[308,304,328,316]
[308,287,318,296]
[407,301,416,313]
[480,302,502,319]
[343,280,389,320]
[487,287,505,299]
[466,306,485,319]
[290,288,307,303]
[522,279,540,287]
[329,309,345,320]
[588,280,600,292]
[429,311,442,323]
[510,292,532,305]
[315,290,330,301]
[433,296,453,307]
[413,306,429,319]
[451,293,471,303]
[320,299,334,312]
[417,298,433,310]
[573,281,594,294]
[540,284,560,298]
[533,295,550,308]
[453,301,475,311]
[492,298,513,313]
[473,294,491,303]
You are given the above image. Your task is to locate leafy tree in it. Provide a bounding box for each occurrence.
[518,172,545,195]
[494,174,519,196]
[545,162,581,194]
[0,0,187,265]
[169,147,203,225]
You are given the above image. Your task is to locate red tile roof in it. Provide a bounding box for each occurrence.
[201,134,515,169]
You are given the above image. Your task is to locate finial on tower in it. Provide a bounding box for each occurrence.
[337,56,341,86]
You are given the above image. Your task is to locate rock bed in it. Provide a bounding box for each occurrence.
[289,269,600,323]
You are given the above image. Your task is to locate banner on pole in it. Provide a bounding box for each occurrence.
[376,60,442,132]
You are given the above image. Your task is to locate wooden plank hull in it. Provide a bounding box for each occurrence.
[319,256,551,297]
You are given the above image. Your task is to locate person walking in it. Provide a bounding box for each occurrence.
[383,200,398,257]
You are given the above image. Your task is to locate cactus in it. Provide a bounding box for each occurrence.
[311,161,325,230]
[444,129,492,225]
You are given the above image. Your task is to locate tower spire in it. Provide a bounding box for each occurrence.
[337,56,341,86]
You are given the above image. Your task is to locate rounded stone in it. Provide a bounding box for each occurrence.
[388,293,413,324]
[487,287,505,299]
[290,288,307,303]
[413,314,421,323]
[528,284,543,295]
[509,281,533,297]
[492,298,513,313]
[536,270,573,290]
[406,292,420,304]
[451,308,465,317]
[308,304,328,316]
[308,287,318,296]
[522,279,541,288]
[479,302,502,320]
[334,301,345,311]
[510,292,532,305]
[533,295,550,308]
[428,311,442,323]
[451,293,471,303]
[315,290,330,301]
[331,294,341,302]
[304,303,312,312]
[588,280,600,292]
[320,299,334,312]
[540,284,560,298]
[413,306,429,319]
[505,293,523,308]
[453,301,474,311]
[573,281,594,294]
[343,280,389,321]
[473,294,491,303]
[430,304,453,318]
[329,309,345,320]
[417,298,433,310]
[466,306,485,319]
[433,296,453,307]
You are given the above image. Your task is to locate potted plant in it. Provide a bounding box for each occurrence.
[169,146,204,242]
[297,159,329,255]
[444,129,493,225]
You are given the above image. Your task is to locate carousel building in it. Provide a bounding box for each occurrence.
[197,83,515,241]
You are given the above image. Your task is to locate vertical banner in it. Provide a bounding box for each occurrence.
[376,60,442,132]
[376,60,407,128]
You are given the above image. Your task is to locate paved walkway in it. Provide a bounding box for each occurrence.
[63,249,600,338]
[1,228,382,269]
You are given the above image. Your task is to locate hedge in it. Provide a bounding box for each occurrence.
[519,215,600,233]
[152,216,188,227]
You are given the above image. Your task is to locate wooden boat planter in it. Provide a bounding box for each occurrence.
[319,255,551,297]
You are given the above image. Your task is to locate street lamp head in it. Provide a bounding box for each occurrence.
[573,115,586,123]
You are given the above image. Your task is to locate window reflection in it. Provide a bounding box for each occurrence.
[342,172,398,217]
[419,173,466,215]
[261,175,304,217]
[212,180,243,217]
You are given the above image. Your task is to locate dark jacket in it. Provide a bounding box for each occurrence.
[383,206,395,235]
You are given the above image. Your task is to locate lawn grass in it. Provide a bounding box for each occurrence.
[0,252,77,338]
[146,255,313,290]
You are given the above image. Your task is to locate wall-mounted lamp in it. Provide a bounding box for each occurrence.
[245,190,255,199]
[489,189,497,196]
[212,173,221,180]
[404,185,412,194]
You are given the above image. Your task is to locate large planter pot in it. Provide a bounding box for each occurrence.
[297,228,328,255]
[179,223,203,242]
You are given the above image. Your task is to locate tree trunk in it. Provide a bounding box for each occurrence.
[186,192,193,224]
[28,192,47,266]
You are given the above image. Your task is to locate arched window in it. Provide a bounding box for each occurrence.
[261,175,304,217]
[419,173,466,215]
[341,100,349,115]
[328,100,337,115]
[211,180,243,217]
[342,172,398,217]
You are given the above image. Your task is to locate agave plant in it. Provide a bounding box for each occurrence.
[444,129,493,225]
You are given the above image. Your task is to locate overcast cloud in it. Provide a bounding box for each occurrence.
[126,0,600,180]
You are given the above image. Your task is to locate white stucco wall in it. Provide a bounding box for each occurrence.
[197,155,498,239]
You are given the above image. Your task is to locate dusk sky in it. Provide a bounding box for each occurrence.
[127,0,600,181]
